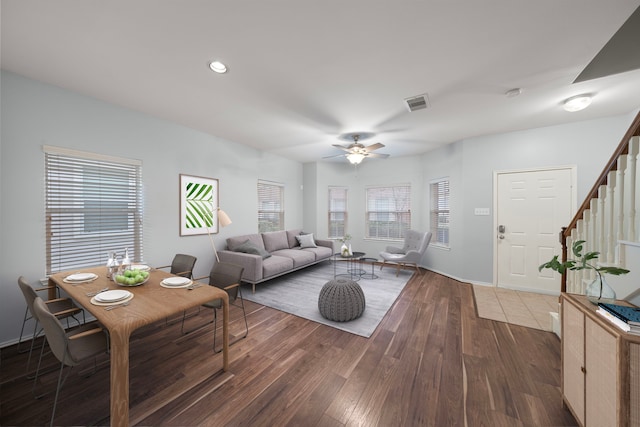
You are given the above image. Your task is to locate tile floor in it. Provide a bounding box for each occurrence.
[472,285,560,332]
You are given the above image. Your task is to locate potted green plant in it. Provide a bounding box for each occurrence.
[538,240,629,302]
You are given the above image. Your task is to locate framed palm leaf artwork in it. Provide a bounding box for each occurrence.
[179,174,219,236]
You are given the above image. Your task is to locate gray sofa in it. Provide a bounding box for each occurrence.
[217,229,334,293]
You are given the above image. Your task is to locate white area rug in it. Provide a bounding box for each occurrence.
[241,260,413,337]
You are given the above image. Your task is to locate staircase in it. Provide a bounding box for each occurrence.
[561,111,640,301]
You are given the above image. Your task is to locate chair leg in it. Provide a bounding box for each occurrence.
[181,308,213,335]
[50,361,72,427]
[213,293,249,354]
[238,288,249,340]
[17,308,32,354]
[25,322,41,372]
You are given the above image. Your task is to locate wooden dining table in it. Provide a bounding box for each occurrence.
[49,266,229,427]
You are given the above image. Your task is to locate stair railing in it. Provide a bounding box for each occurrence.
[561,111,640,292]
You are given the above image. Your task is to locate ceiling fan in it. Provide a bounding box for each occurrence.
[323,133,390,164]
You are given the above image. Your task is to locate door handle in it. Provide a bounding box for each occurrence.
[498,235,505,239]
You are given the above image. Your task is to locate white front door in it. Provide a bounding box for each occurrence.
[495,167,575,293]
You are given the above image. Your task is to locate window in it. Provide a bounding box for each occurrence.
[328,186,348,238]
[258,180,284,232]
[365,185,411,239]
[430,178,450,247]
[44,146,143,275]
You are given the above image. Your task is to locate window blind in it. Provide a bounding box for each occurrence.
[257,180,284,232]
[430,179,450,247]
[365,185,411,239]
[44,146,143,275]
[328,186,348,238]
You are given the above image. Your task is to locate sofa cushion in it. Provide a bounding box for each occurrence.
[302,245,333,260]
[234,239,271,259]
[296,233,317,248]
[286,229,303,248]
[227,233,265,251]
[262,255,294,278]
[262,230,289,252]
[271,249,316,267]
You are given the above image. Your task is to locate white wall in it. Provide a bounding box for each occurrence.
[421,114,638,284]
[0,71,303,346]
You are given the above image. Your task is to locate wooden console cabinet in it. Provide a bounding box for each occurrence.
[561,293,640,427]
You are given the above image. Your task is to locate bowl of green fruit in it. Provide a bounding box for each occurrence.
[114,269,150,287]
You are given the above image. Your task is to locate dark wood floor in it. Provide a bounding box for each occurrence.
[1,270,577,426]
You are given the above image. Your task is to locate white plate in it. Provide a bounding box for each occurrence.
[65,273,98,281]
[162,277,191,286]
[130,264,150,271]
[95,290,131,303]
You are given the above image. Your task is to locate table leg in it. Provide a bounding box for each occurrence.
[110,329,131,427]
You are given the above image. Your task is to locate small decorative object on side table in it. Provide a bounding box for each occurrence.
[339,234,353,257]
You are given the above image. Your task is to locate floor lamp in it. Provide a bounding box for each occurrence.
[207,208,232,262]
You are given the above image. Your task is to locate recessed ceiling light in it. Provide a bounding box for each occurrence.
[209,60,227,74]
[563,94,592,112]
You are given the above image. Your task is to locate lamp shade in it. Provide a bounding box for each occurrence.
[218,208,232,227]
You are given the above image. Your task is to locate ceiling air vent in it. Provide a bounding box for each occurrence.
[404,93,430,112]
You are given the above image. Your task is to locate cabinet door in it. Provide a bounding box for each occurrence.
[563,300,585,425]
[585,316,618,427]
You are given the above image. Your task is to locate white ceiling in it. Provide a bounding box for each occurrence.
[2,1,640,163]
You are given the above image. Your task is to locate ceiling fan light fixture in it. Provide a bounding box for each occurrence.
[563,94,592,112]
[346,153,365,164]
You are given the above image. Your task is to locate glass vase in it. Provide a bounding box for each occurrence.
[585,274,616,304]
[341,243,350,257]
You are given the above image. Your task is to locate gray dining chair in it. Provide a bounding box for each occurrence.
[379,230,432,276]
[181,262,247,353]
[32,296,108,427]
[17,276,85,373]
[156,253,197,278]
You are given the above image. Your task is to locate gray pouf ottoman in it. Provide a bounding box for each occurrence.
[318,278,366,322]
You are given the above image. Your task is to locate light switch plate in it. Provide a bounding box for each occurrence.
[474,208,490,216]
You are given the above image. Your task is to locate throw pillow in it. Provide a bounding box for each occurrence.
[296,233,317,248]
[234,239,272,259]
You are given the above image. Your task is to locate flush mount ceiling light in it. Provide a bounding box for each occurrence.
[563,94,592,112]
[209,60,227,74]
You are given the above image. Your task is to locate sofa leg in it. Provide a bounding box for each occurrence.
[396,263,401,277]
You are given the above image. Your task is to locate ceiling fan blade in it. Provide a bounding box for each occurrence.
[322,153,347,159]
[366,152,390,159]
[364,142,385,152]
[332,144,352,152]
